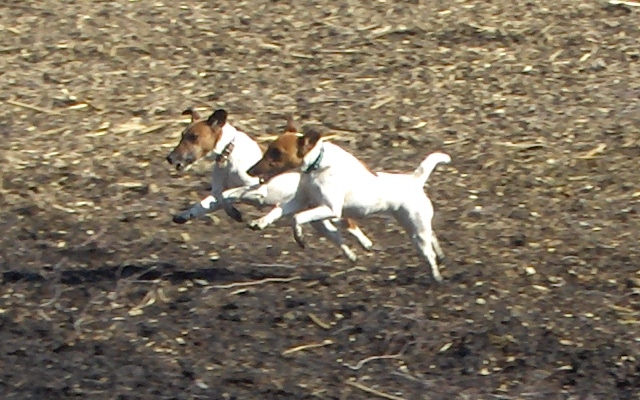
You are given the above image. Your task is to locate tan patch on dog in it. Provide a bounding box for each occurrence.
[166,109,226,171]
[247,133,304,179]
[346,218,359,230]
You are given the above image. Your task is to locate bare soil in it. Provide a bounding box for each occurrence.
[1,0,639,399]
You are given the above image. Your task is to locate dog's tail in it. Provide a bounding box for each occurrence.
[413,152,451,186]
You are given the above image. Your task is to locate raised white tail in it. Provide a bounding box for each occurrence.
[413,152,451,185]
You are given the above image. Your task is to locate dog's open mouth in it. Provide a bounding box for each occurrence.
[248,166,280,184]
[248,171,270,184]
[176,162,192,172]
[174,161,195,172]
[167,150,201,172]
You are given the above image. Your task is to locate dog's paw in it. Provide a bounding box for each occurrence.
[248,218,268,231]
[359,240,383,252]
[293,225,306,249]
[225,206,243,223]
[356,238,374,251]
[341,245,358,263]
[294,237,306,249]
[172,212,190,224]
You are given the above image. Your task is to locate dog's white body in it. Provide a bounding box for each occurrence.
[249,140,450,281]
[171,120,374,252]
[178,122,276,219]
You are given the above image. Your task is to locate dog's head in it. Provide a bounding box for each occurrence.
[166,109,227,171]
[247,117,322,181]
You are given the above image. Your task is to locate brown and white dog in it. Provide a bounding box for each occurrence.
[166,109,374,258]
[246,126,451,282]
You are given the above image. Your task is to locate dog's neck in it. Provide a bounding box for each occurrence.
[213,123,237,161]
[302,141,325,173]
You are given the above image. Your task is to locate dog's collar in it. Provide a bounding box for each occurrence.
[215,138,235,163]
[302,145,324,174]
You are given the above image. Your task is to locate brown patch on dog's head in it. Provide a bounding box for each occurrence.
[247,122,322,181]
[166,109,227,171]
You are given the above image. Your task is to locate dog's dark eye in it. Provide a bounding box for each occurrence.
[268,147,282,162]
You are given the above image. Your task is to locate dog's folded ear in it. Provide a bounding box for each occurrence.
[301,125,325,143]
[181,108,200,122]
[285,114,297,133]
[207,109,228,127]
[298,125,323,152]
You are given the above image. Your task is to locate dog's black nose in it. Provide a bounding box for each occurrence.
[166,155,173,164]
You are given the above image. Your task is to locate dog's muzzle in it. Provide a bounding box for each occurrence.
[167,153,194,171]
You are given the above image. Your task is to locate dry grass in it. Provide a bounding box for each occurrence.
[1,0,639,399]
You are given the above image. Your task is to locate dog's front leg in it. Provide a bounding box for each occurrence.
[248,206,284,230]
[248,196,304,231]
[211,179,243,223]
[307,220,358,262]
[293,205,339,225]
[292,205,336,245]
[213,192,243,223]
[336,219,375,251]
[293,206,357,263]
[173,195,221,224]
[221,184,269,207]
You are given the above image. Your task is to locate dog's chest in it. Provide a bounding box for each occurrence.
[213,157,259,188]
[301,168,346,204]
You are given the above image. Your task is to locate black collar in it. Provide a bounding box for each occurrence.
[302,145,324,173]
[215,139,235,163]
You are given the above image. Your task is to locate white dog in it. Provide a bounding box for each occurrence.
[246,126,451,282]
[166,109,374,256]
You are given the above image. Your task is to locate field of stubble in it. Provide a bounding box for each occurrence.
[1,0,639,399]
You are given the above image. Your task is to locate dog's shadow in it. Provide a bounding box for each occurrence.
[0,261,282,287]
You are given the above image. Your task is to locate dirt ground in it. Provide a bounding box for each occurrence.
[1,0,639,399]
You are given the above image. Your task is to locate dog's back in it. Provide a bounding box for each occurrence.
[308,142,447,216]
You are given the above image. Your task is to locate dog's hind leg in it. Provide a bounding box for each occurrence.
[431,231,445,262]
[412,229,442,283]
[394,206,443,282]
